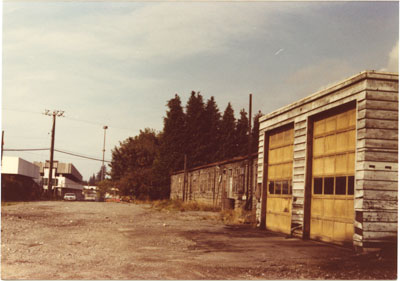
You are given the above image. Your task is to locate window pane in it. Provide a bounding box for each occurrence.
[324,177,334,195]
[348,176,355,195]
[282,181,289,194]
[289,180,293,195]
[268,181,274,194]
[314,178,323,194]
[275,181,282,194]
[335,176,346,195]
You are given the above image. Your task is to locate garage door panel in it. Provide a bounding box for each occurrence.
[336,132,349,153]
[333,199,347,218]
[313,158,324,176]
[266,127,293,235]
[326,116,337,133]
[335,154,348,174]
[337,113,349,130]
[348,153,355,173]
[314,137,324,156]
[333,222,347,241]
[323,157,335,175]
[311,107,355,245]
[323,198,335,218]
[322,220,334,240]
[314,120,325,136]
[324,134,337,154]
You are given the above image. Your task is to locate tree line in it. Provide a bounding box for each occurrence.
[107,91,263,200]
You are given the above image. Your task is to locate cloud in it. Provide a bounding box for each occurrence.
[286,58,358,97]
[381,41,399,73]
[4,3,270,64]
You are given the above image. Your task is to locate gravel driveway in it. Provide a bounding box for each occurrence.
[1,201,396,279]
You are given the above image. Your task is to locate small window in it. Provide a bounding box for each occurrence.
[282,181,289,194]
[335,176,346,195]
[268,181,274,194]
[324,177,334,195]
[348,176,355,195]
[275,181,282,195]
[289,180,293,194]
[314,178,323,194]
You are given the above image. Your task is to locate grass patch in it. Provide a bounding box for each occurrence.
[1,201,24,206]
[149,199,220,212]
[135,199,256,225]
[219,208,257,225]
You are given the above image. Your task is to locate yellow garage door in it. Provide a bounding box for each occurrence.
[310,108,356,244]
[266,127,294,234]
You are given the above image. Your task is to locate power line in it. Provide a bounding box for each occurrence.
[54,149,112,163]
[4,148,49,151]
[4,107,140,132]
[3,148,111,163]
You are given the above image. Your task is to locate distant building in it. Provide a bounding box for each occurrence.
[1,156,42,201]
[34,161,84,198]
[170,154,258,210]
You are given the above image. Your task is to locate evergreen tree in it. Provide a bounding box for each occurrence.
[252,111,263,153]
[159,94,186,172]
[235,109,249,157]
[152,94,187,198]
[184,91,207,168]
[219,102,237,160]
[203,96,222,163]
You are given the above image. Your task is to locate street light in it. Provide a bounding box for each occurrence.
[102,125,108,181]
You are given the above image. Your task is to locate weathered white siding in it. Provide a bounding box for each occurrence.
[257,71,398,250]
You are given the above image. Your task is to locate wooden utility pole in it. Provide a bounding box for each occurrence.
[44,110,65,198]
[101,125,108,181]
[246,94,253,209]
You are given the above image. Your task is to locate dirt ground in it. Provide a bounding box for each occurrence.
[1,201,397,280]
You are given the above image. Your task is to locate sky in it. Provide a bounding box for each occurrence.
[2,1,399,181]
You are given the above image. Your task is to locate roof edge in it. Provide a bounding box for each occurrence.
[260,70,399,123]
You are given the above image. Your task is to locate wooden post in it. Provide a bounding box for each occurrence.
[183,154,187,201]
[303,117,314,239]
[246,93,253,209]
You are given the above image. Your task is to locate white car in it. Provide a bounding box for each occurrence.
[63,193,77,201]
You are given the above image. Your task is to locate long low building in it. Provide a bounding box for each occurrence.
[255,70,398,251]
[171,154,258,210]
[1,156,42,201]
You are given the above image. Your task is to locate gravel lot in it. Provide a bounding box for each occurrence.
[1,201,396,280]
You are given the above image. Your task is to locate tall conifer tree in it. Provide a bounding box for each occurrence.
[159,94,186,172]
[252,111,263,153]
[219,102,237,160]
[236,109,249,157]
[203,96,222,163]
[184,91,207,168]
[151,94,186,198]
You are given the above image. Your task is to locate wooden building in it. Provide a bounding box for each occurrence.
[170,154,258,210]
[255,71,398,250]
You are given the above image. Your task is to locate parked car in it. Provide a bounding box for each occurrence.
[63,193,77,201]
[84,192,97,201]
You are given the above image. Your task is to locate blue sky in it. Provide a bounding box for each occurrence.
[2,1,398,180]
